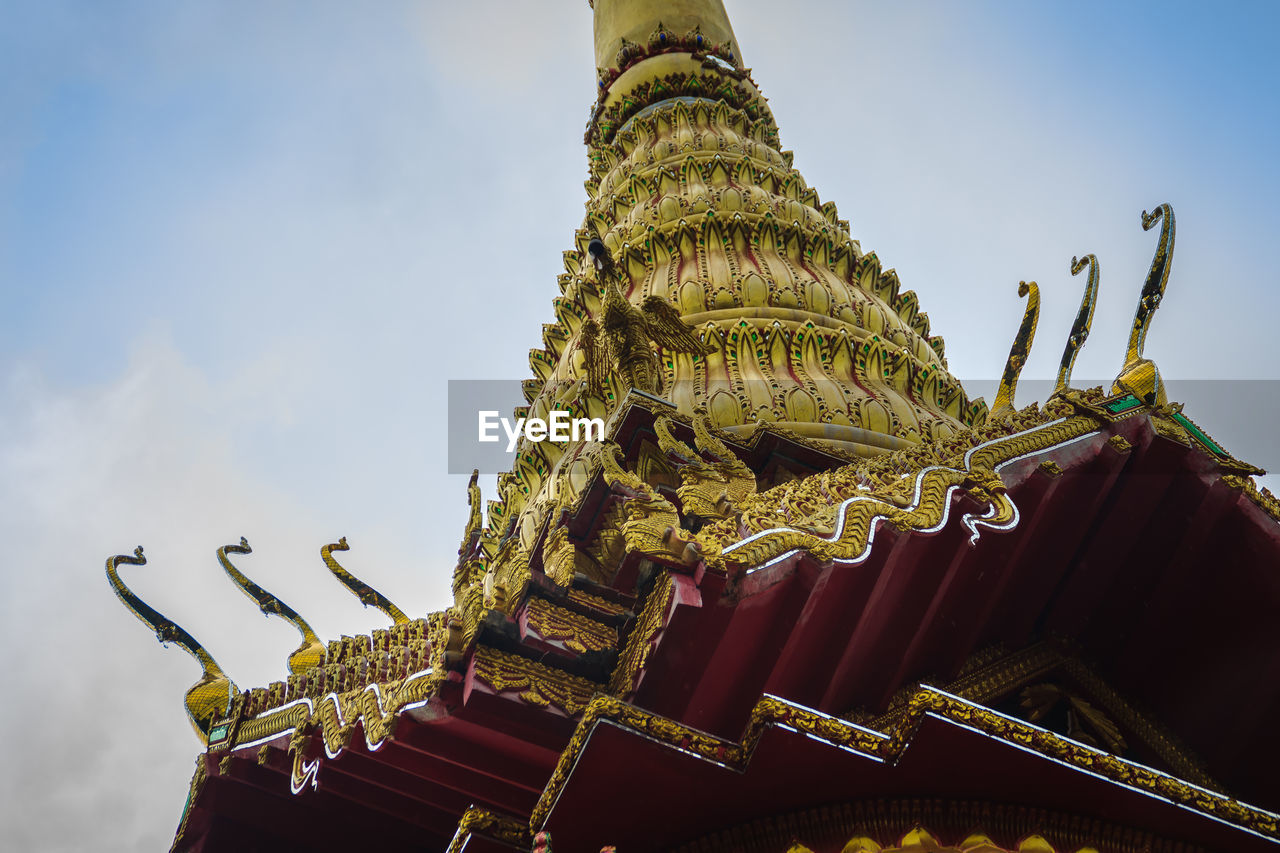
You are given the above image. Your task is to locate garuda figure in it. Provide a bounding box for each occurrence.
[578,237,712,396]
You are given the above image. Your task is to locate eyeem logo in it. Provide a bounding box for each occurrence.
[478,411,605,452]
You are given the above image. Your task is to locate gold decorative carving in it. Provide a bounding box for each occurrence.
[171,755,208,850]
[1223,474,1280,523]
[567,588,629,617]
[856,643,1059,732]
[542,526,579,588]
[578,237,714,396]
[698,415,1100,572]
[487,75,992,622]
[1055,656,1219,791]
[234,696,312,747]
[472,647,598,715]
[602,441,704,566]
[891,690,1273,837]
[661,413,760,522]
[1106,434,1133,453]
[446,807,531,853]
[1020,682,1127,753]
[532,689,1278,840]
[1037,459,1063,477]
[287,725,318,792]
[225,666,446,767]
[525,597,618,654]
[859,643,1219,792]
[673,800,1203,853]
[609,572,674,695]
[459,468,484,557]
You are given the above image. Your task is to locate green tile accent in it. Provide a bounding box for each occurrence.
[208,724,229,743]
[1172,412,1225,456]
[1104,394,1143,414]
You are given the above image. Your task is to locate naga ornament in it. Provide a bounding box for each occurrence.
[655,413,756,522]
[1113,203,1174,406]
[217,537,325,675]
[105,546,237,741]
[322,537,409,625]
[990,281,1041,418]
[1053,254,1099,396]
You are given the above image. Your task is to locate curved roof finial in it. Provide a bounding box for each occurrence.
[459,470,484,558]
[990,281,1041,418]
[105,546,236,741]
[1113,204,1174,406]
[1053,254,1100,396]
[322,537,410,625]
[217,537,325,675]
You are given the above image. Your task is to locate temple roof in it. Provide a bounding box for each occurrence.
[100,2,1280,850]
[173,388,1280,850]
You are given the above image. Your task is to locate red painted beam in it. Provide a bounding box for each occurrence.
[631,571,733,720]
[359,737,541,816]
[761,546,886,709]
[980,429,1136,650]
[680,559,816,737]
[820,501,978,714]
[393,716,559,792]
[1040,418,1167,638]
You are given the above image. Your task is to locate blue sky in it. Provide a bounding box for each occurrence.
[2,2,1277,849]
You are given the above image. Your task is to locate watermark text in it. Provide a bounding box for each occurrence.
[478,410,605,452]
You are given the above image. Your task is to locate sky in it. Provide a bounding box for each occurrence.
[2,1,1278,850]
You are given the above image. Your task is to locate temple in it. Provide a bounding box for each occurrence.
[107,1,1280,851]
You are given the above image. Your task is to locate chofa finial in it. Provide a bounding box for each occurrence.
[216,537,325,675]
[1053,253,1100,396]
[105,546,237,742]
[991,281,1041,418]
[322,538,410,625]
[1113,203,1174,405]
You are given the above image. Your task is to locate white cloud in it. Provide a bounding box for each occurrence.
[0,331,461,851]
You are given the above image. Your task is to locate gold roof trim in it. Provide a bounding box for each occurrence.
[531,689,1279,839]
[858,642,1221,793]
[212,663,447,760]
[445,807,531,853]
[691,402,1097,572]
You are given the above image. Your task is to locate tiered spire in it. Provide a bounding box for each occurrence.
[481,0,984,578]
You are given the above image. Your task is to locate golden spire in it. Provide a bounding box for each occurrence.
[592,0,742,76]
[216,537,325,675]
[105,546,236,741]
[321,537,410,625]
[476,0,990,580]
[526,0,981,452]
[1113,203,1174,405]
